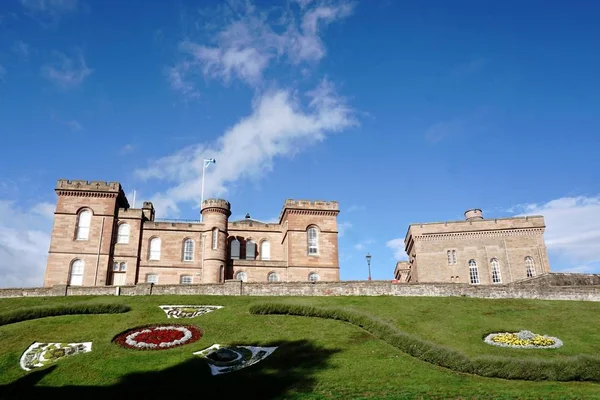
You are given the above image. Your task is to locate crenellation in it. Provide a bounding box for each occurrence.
[57,179,121,192]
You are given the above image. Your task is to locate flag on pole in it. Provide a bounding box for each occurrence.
[205,158,216,169]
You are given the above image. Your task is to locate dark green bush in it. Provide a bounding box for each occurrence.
[0,303,130,326]
[249,303,600,383]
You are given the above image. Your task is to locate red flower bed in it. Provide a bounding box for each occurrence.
[113,324,203,351]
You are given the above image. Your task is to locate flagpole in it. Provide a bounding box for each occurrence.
[200,158,216,222]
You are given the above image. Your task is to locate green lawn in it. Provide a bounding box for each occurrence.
[1,295,599,399]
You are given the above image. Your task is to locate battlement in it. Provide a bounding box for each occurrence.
[56,179,122,193]
[278,199,339,223]
[201,198,231,210]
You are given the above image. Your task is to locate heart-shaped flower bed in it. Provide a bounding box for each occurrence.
[113,324,202,350]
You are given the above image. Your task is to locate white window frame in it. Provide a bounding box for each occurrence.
[307,227,318,256]
[112,262,119,272]
[183,238,194,261]
[261,240,271,260]
[146,274,158,284]
[490,258,502,284]
[308,272,319,282]
[267,272,279,282]
[468,259,480,284]
[447,250,457,265]
[149,237,161,260]
[76,209,92,240]
[235,271,247,282]
[180,275,193,284]
[117,223,130,244]
[119,262,127,272]
[69,259,84,286]
[525,256,536,278]
[212,228,218,250]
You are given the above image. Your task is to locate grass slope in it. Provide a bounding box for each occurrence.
[0,295,599,399]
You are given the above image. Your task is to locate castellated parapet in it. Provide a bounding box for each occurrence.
[201,198,232,216]
[56,179,122,192]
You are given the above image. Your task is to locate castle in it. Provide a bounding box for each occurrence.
[44,179,340,287]
[394,209,551,284]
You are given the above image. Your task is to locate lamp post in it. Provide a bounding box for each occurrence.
[200,158,216,221]
[366,252,372,281]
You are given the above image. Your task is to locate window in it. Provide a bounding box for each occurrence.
[235,271,247,282]
[526,257,536,278]
[261,241,271,260]
[180,275,193,284]
[112,262,119,272]
[490,258,502,284]
[119,262,127,272]
[307,227,318,255]
[267,272,279,282]
[468,259,480,284]
[69,259,84,286]
[219,265,224,283]
[149,237,161,260]
[246,240,256,260]
[117,223,130,244]
[447,250,457,265]
[308,272,319,282]
[183,238,194,261]
[76,209,91,240]
[212,228,218,250]
[146,274,158,284]
[230,239,240,259]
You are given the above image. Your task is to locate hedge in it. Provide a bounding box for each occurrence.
[0,303,131,326]
[249,303,600,382]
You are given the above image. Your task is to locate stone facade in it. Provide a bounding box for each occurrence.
[394,209,551,284]
[44,179,340,287]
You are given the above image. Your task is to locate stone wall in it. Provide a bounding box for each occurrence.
[1,274,599,301]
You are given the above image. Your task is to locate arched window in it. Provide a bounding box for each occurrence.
[308,272,319,282]
[230,239,240,259]
[183,238,194,261]
[525,256,536,278]
[119,262,127,272]
[149,237,161,260]
[117,223,130,244]
[212,228,218,250]
[468,259,480,284]
[180,275,193,284]
[267,272,279,282]
[261,240,270,260]
[112,262,119,272]
[235,271,247,282]
[146,274,158,284]
[307,227,318,255]
[490,258,501,284]
[246,240,256,260]
[76,209,92,240]
[69,259,84,286]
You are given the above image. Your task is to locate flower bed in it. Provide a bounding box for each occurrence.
[113,324,202,350]
[484,330,563,349]
[20,342,92,371]
[159,305,223,319]
[194,344,277,375]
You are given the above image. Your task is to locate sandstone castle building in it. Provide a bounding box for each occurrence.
[44,179,340,287]
[394,209,551,284]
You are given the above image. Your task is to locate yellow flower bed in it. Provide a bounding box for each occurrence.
[491,333,555,347]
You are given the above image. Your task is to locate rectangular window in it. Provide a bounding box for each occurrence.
[212,228,218,250]
[469,267,480,284]
[180,275,193,284]
[308,228,318,255]
[146,274,158,284]
[447,250,457,265]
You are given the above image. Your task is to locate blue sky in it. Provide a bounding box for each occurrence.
[1,0,599,287]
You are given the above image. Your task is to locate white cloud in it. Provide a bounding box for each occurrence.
[136,79,356,217]
[354,239,374,251]
[386,237,407,260]
[12,40,31,58]
[42,50,92,89]
[514,195,600,273]
[347,204,365,212]
[338,221,352,237]
[64,119,82,131]
[169,0,355,97]
[120,144,135,155]
[0,200,54,288]
[20,0,79,26]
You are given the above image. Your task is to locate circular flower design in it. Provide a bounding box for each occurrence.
[484,330,563,349]
[113,324,202,350]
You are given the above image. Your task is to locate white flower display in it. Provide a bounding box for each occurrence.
[159,305,224,319]
[20,342,92,371]
[484,330,563,349]
[194,344,278,375]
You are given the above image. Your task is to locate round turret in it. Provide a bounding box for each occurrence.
[201,199,231,284]
[464,209,483,221]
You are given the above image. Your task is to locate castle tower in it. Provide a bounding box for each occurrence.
[464,209,484,221]
[44,179,129,287]
[200,198,231,283]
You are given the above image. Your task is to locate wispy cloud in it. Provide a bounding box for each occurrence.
[0,200,53,288]
[42,49,93,89]
[347,204,365,212]
[424,109,488,144]
[120,144,135,155]
[168,0,355,98]
[12,40,31,59]
[386,237,407,260]
[136,79,356,217]
[338,221,352,237]
[51,113,83,131]
[450,57,488,79]
[20,0,79,26]
[513,195,600,273]
[354,238,374,251]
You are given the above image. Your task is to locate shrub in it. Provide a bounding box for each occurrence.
[249,303,600,383]
[0,303,130,326]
